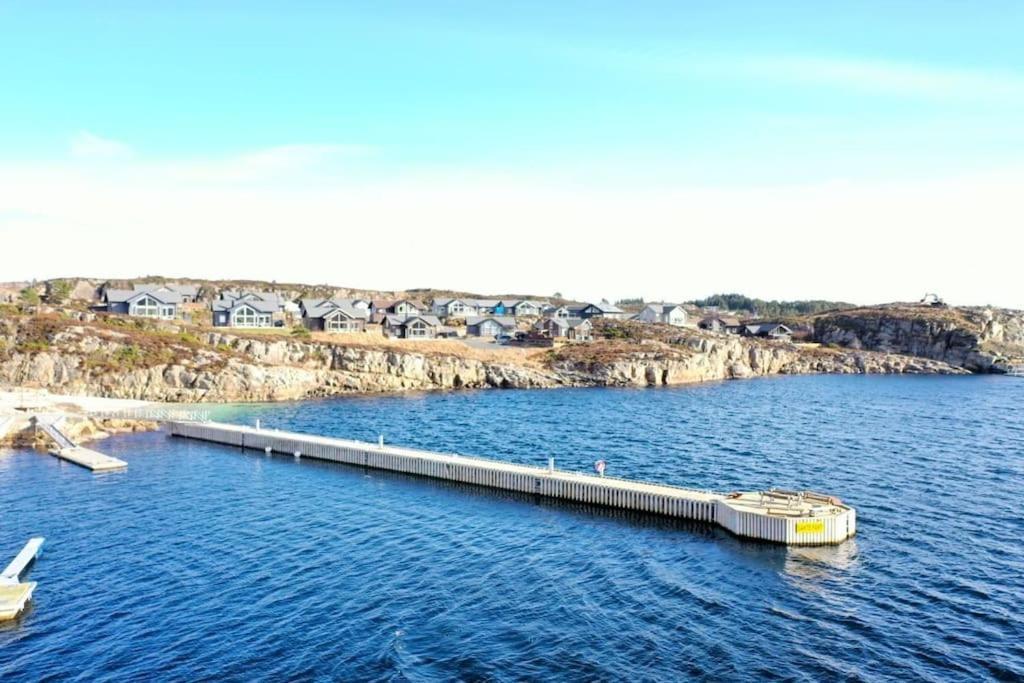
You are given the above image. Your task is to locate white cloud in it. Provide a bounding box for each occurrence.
[1,147,1022,308]
[726,56,1024,101]
[69,131,134,161]
[565,46,1024,102]
[164,144,372,184]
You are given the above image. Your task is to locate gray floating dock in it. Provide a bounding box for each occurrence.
[49,446,127,472]
[168,421,856,546]
[0,537,45,621]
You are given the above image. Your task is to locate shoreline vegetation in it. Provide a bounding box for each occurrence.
[1,277,1022,407]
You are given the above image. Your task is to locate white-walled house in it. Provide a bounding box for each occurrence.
[432,298,476,318]
[634,303,688,327]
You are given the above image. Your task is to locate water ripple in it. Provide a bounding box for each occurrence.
[1,375,1022,681]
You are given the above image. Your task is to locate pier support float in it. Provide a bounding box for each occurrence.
[0,537,45,621]
[167,422,856,546]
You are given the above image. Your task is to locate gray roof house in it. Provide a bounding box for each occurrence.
[634,303,688,327]
[508,300,548,317]
[578,302,626,319]
[431,298,477,319]
[698,315,741,333]
[534,317,593,341]
[740,323,793,341]
[220,290,284,309]
[371,299,424,321]
[102,287,182,319]
[132,283,200,303]
[211,297,280,328]
[381,314,443,339]
[300,299,369,333]
[465,316,517,338]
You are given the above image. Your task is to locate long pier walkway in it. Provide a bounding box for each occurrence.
[168,421,856,546]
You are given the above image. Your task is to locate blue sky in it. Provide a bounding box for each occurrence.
[2,2,1023,305]
[5,1,1024,178]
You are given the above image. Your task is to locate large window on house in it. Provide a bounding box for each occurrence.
[406,322,429,337]
[232,305,269,327]
[326,314,358,332]
[132,296,161,317]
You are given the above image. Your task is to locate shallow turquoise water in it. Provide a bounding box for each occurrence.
[2,376,1022,681]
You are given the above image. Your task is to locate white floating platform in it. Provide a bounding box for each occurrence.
[50,446,127,472]
[0,537,45,622]
[1,537,45,583]
[168,421,856,546]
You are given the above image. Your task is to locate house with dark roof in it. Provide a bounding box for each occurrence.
[102,287,182,319]
[132,283,200,303]
[697,315,740,333]
[211,291,285,327]
[634,303,688,327]
[300,299,369,333]
[578,302,626,320]
[466,316,517,338]
[740,323,793,341]
[533,317,593,341]
[431,298,476,319]
[371,299,424,321]
[380,314,444,339]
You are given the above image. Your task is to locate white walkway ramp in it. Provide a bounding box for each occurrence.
[0,537,45,622]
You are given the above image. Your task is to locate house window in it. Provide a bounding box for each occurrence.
[132,296,161,317]
[232,306,267,327]
[326,315,357,332]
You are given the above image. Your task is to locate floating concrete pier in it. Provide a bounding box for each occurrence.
[167,421,856,546]
[49,446,128,472]
[34,416,127,472]
[0,537,45,622]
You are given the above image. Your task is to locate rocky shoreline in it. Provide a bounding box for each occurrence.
[0,310,980,403]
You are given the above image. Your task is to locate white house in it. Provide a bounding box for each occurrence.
[634,303,688,327]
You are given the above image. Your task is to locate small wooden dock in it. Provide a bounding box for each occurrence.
[168,421,856,546]
[0,537,45,622]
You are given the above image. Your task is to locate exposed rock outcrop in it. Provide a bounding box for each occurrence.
[813,306,1024,373]
[0,310,981,403]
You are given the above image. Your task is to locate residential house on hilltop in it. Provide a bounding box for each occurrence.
[507,300,548,317]
[634,303,688,327]
[698,315,741,334]
[299,299,369,333]
[372,299,424,321]
[466,316,517,338]
[101,287,182,319]
[740,323,793,341]
[431,298,475,319]
[547,302,625,320]
[211,297,279,328]
[380,314,445,339]
[534,317,593,341]
[132,283,200,303]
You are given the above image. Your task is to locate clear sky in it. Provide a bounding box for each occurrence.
[2,2,1023,306]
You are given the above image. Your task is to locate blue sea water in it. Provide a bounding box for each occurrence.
[1,375,1023,682]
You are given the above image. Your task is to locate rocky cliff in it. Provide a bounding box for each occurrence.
[812,305,1024,373]
[0,312,969,402]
